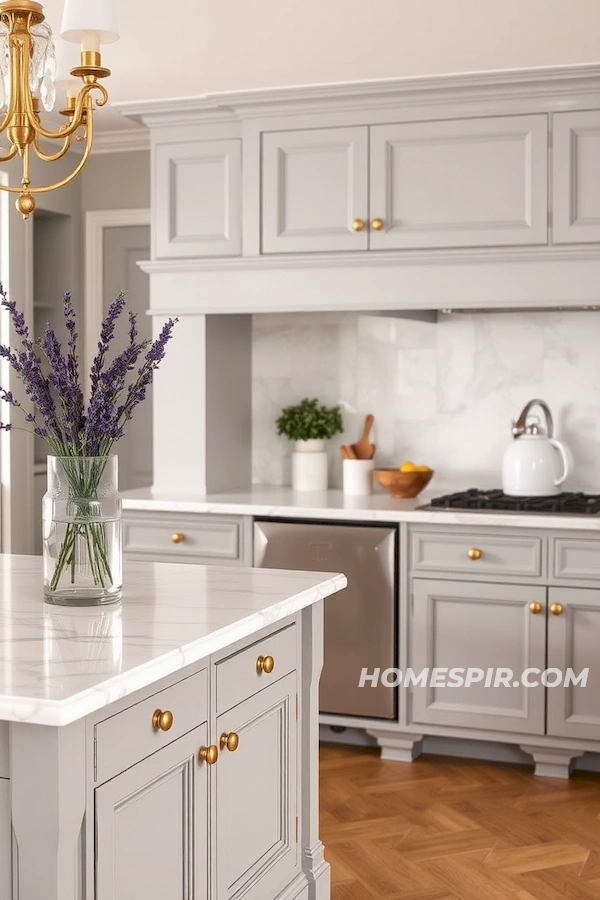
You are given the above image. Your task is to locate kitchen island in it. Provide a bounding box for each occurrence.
[0,554,346,900]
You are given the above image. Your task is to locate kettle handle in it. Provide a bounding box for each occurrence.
[550,439,570,486]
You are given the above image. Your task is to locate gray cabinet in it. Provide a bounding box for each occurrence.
[410,579,546,734]
[123,511,252,566]
[95,723,209,900]
[370,115,548,249]
[0,779,10,900]
[261,115,548,255]
[155,138,242,258]
[261,126,369,253]
[215,673,298,900]
[553,110,600,243]
[547,586,600,740]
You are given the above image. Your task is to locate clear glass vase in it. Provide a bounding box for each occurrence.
[43,455,122,606]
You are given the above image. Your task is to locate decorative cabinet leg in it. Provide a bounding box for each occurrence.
[10,720,86,900]
[366,730,424,762]
[520,745,584,779]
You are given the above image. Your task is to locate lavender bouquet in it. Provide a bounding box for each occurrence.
[0,284,177,603]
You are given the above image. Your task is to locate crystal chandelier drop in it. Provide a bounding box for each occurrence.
[0,0,119,218]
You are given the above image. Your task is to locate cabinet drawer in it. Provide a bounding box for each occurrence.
[95,669,208,784]
[552,537,600,582]
[411,530,543,578]
[215,624,297,715]
[123,512,249,564]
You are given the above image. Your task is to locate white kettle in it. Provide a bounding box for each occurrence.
[502,399,571,496]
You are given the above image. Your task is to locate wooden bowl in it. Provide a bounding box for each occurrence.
[374,468,434,498]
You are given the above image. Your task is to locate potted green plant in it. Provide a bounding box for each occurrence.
[276,397,343,490]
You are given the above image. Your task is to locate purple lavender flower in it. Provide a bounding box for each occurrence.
[0,282,177,459]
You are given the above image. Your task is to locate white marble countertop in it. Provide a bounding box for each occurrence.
[121,485,600,532]
[0,555,346,728]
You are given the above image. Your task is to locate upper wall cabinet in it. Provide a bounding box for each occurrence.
[261,127,369,253]
[553,110,600,244]
[369,115,548,250]
[261,115,548,254]
[155,139,242,259]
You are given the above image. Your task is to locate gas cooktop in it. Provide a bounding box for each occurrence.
[428,489,600,515]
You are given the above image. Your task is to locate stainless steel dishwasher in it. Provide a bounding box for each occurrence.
[253,519,397,719]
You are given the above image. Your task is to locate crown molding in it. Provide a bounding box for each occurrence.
[91,127,150,154]
[115,64,600,126]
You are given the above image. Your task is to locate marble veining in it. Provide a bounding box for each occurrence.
[122,485,600,532]
[251,309,600,492]
[0,555,346,727]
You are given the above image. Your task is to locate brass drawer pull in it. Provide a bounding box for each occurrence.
[371,217,384,231]
[152,709,174,732]
[528,602,542,615]
[467,547,482,560]
[171,532,184,544]
[352,218,365,232]
[550,603,564,616]
[256,654,275,675]
[198,745,218,765]
[219,732,240,752]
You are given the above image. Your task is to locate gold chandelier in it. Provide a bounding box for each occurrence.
[0,0,119,218]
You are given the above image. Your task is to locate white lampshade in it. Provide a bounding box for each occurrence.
[53,35,79,91]
[60,0,119,50]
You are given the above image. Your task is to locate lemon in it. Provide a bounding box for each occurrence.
[415,464,431,472]
[398,461,417,473]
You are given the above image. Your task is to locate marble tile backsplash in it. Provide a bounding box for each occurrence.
[252,310,600,492]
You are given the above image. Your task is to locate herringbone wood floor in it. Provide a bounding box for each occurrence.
[320,743,600,900]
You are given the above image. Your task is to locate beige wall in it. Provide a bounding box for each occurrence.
[81,151,150,212]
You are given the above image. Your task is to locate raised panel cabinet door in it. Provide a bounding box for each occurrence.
[369,115,548,249]
[547,587,600,740]
[215,672,298,900]
[155,139,242,258]
[553,110,600,243]
[261,126,369,253]
[95,724,209,900]
[0,779,10,900]
[409,579,546,734]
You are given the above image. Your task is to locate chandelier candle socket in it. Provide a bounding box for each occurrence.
[0,284,177,604]
[0,0,119,217]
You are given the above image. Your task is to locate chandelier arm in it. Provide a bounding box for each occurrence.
[0,108,94,195]
[33,131,72,162]
[26,83,107,143]
[0,144,18,162]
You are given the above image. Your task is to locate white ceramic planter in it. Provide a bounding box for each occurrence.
[292,440,328,491]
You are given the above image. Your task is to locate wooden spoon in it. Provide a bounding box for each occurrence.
[339,444,357,460]
[351,414,375,460]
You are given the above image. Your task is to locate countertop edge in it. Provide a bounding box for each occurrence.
[0,571,347,728]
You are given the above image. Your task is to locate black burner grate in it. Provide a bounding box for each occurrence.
[429,489,600,515]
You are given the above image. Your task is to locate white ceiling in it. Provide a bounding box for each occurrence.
[40,0,600,133]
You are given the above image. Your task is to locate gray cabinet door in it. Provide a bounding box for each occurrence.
[0,779,10,900]
[410,579,546,734]
[155,139,242,258]
[553,110,600,243]
[262,126,369,253]
[95,724,209,900]
[547,587,600,740]
[370,115,548,249]
[215,672,298,900]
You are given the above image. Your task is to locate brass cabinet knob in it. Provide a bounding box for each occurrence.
[219,732,240,752]
[152,709,174,731]
[371,217,384,231]
[198,745,219,765]
[351,218,365,232]
[467,548,482,560]
[550,603,564,616]
[171,532,184,544]
[256,654,275,675]
[528,602,542,615]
